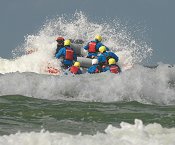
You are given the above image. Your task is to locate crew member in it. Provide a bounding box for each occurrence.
[69,61,82,75]
[88,59,101,74]
[55,37,65,56]
[84,35,109,58]
[104,58,121,74]
[55,39,77,69]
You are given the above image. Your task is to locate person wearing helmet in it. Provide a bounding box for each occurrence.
[69,61,82,75]
[97,46,119,69]
[87,59,102,74]
[56,39,77,69]
[84,35,109,59]
[103,58,121,74]
[97,46,109,69]
[55,37,65,56]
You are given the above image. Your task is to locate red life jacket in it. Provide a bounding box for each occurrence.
[70,66,79,74]
[88,41,97,53]
[110,65,120,74]
[65,47,74,60]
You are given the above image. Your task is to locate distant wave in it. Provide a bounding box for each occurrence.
[0,119,175,145]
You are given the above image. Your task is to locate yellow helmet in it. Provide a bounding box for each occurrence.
[64,39,71,46]
[74,61,80,67]
[99,46,106,53]
[108,58,116,65]
[95,35,102,41]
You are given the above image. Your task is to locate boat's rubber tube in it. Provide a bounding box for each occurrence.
[71,41,92,68]
[71,43,87,57]
[77,57,92,68]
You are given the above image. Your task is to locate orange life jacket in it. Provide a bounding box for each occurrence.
[70,66,79,74]
[65,47,74,60]
[88,41,97,53]
[110,65,120,74]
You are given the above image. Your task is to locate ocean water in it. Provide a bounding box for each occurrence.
[0,12,175,145]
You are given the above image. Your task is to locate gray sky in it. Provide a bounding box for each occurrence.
[0,0,175,64]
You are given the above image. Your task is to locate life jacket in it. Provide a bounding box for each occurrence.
[88,41,97,53]
[70,66,79,74]
[110,65,120,74]
[65,47,74,60]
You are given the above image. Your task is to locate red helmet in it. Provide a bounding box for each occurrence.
[56,37,65,42]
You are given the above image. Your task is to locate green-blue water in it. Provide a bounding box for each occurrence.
[1,95,175,136]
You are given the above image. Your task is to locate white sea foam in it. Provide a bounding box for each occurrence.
[0,12,152,74]
[0,64,175,105]
[0,119,175,145]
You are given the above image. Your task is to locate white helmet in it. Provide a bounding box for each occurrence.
[92,59,98,65]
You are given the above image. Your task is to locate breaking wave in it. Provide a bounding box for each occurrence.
[0,64,175,105]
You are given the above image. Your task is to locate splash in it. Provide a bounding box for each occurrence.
[0,11,152,74]
[0,64,175,105]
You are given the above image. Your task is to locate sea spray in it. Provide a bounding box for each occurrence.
[0,11,152,74]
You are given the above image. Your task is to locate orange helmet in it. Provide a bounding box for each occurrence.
[56,37,65,42]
